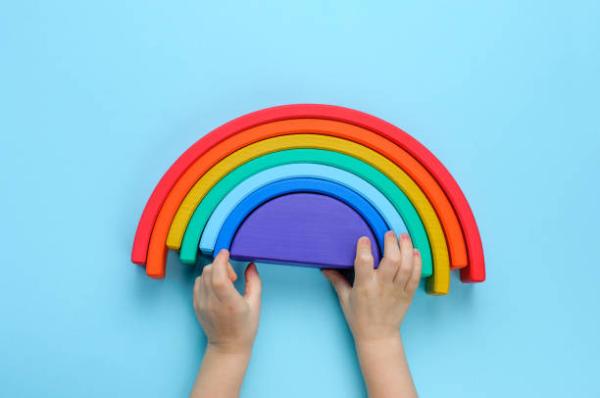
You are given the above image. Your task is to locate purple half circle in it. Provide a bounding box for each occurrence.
[229,193,380,268]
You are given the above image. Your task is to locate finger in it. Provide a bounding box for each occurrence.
[394,233,414,286]
[322,269,351,305]
[227,263,238,282]
[405,249,422,294]
[378,231,401,279]
[211,249,240,302]
[243,263,262,309]
[354,236,375,284]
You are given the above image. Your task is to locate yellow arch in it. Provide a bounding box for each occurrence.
[167,134,450,294]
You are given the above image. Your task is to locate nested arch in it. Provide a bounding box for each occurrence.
[229,193,381,268]
[212,178,388,266]
[198,163,408,265]
[147,134,449,293]
[177,149,431,279]
[164,135,448,290]
[132,105,484,284]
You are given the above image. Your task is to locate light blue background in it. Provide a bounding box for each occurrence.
[1,1,599,397]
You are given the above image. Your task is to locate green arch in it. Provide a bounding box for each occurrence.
[179,148,433,277]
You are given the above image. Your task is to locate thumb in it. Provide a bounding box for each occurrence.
[322,269,351,305]
[244,263,262,308]
[215,248,237,282]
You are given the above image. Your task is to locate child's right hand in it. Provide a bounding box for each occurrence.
[323,232,421,398]
[322,231,421,345]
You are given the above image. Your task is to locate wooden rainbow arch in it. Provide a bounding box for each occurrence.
[131,104,485,295]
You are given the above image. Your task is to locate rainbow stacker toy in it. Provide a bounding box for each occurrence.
[131,104,485,294]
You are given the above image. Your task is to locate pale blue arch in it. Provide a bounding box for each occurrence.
[199,163,408,254]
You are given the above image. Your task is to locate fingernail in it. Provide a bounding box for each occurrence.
[401,234,409,241]
[413,248,420,256]
[249,262,258,273]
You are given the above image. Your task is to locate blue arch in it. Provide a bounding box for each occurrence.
[212,177,389,261]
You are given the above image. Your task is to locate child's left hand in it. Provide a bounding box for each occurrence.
[193,249,262,356]
[191,250,262,397]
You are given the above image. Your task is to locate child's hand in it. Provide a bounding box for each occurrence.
[322,232,421,344]
[193,249,262,355]
[191,250,262,397]
[323,232,421,398]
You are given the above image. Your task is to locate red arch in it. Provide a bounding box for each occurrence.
[131,104,485,283]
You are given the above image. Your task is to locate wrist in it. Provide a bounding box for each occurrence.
[354,332,403,356]
[203,343,253,376]
[206,341,254,358]
[194,342,253,397]
[353,332,416,398]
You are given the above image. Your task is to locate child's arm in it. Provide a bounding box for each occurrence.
[190,249,262,398]
[323,232,421,398]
